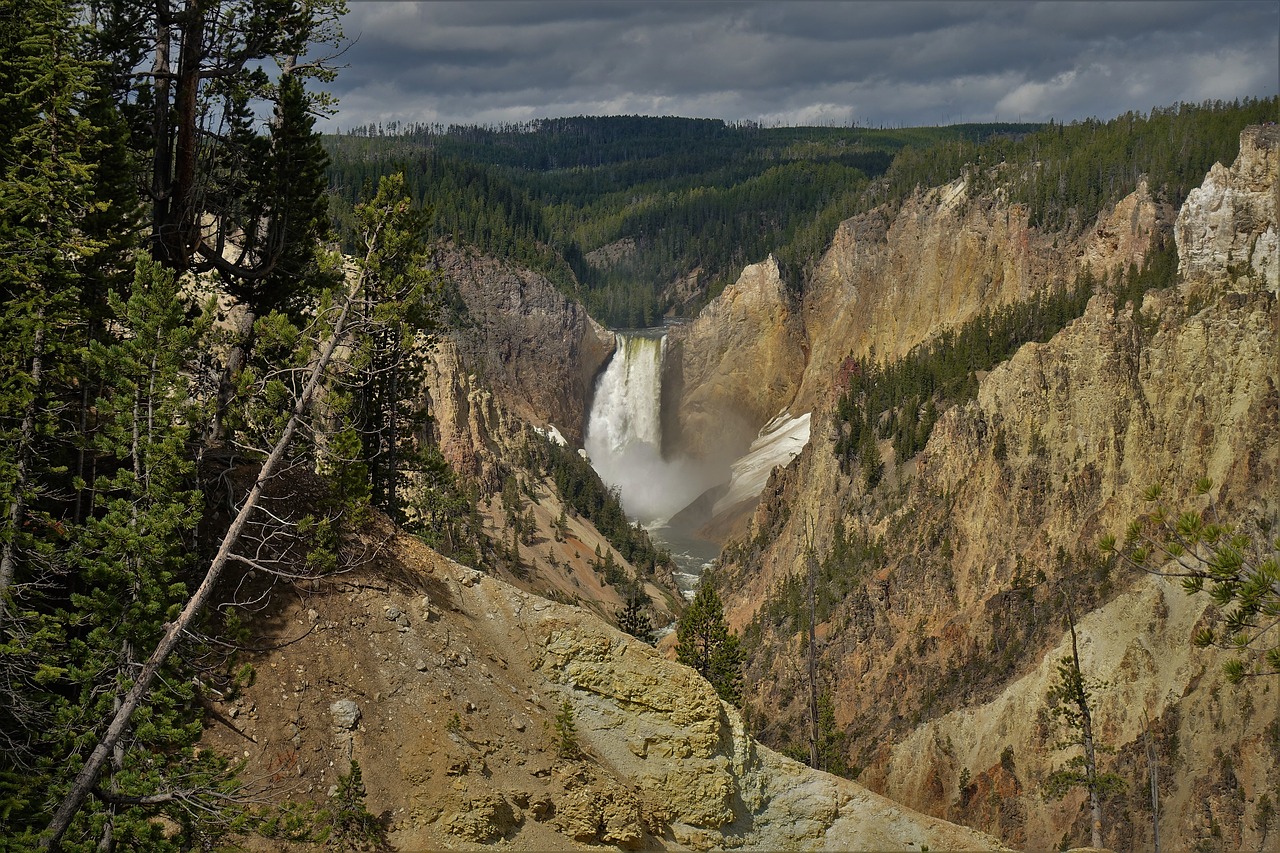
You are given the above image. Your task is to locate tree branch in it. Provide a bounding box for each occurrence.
[41,272,364,850]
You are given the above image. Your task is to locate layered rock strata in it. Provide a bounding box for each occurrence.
[667,146,1165,532]
[716,125,1279,850]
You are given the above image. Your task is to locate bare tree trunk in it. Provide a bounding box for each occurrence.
[1144,711,1160,853]
[169,0,203,269]
[150,0,172,263]
[41,278,361,850]
[807,547,819,770]
[1067,614,1104,850]
[0,317,44,622]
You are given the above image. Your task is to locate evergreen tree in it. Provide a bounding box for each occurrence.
[676,576,745,704]
[86,0,347,294]
[617,592,654,644]
[56,259,231,849]
[0,0,107,612]
[345,172,436,518]
[1043,611,1124,849]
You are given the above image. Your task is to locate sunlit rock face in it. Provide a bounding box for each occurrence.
[664,255,807,463]
[712,126,1279,852]
[1176,123,1279,291]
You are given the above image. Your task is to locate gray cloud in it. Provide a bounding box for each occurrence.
[319,1,1278,131]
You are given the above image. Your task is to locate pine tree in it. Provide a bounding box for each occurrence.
[0,0,106,613]
[676,576,745,703]
[1043,611,1124,849]
[616,592,653,644]
[86,0,347,291]
[58,259,229,849]
[346,173,436,518]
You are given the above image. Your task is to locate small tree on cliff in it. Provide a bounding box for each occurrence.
[617,591,654,644]
[676,574,744,704]
[1043,610,1124,850]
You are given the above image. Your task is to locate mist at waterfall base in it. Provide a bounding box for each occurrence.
[584,334,726,594]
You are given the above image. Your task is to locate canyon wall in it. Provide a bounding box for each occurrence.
[709,125,1278,851]
[667,140,1166,531]
[664,255,806,461]
[433,244,615,447]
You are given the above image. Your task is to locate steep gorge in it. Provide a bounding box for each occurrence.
[238,123,1280,852]
[701,124,1279,851]
[661,156,1167,543]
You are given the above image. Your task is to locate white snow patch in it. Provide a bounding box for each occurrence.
[534,424,567,447]
[712,411,811,516]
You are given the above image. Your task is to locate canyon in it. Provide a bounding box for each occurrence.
[678,123,1279,850]
[210,124,1277,851]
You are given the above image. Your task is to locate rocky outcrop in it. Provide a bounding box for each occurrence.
[664,161,1163,520]
[796,175,1165,413]
[716,126,1280,851]
[664,255,806,460]
[433,244,614,446]
[1176,123,1279,290]
[203,518,1009,852]
[417,337,508,489]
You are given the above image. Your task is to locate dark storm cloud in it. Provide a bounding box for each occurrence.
[320,1,1278,131]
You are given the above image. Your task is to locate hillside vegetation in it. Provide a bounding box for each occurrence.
[325,117,1039,326]
[326,100,1273,329]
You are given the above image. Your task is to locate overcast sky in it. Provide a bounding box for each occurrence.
[320,1,1279,132]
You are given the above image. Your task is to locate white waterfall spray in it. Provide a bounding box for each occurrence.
[585,334,665,461]
[585,332,718,526]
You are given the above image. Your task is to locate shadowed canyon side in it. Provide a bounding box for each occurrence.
[432,244,615,447]
[710,125,1279,851]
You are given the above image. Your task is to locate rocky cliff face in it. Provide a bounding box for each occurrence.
[667,148,1165,533]
[710,126,1278,851]
[204,517,1009,852]
[664,255,806,461]
[408,251,680,628]
[433,244,615,446]
[1176,124,1279,290]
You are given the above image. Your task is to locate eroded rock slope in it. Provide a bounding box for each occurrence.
[204,517,1009,852]
[714,125,1279,851]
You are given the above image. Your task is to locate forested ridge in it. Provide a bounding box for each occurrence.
[324,118,1041,326]
[325,99,1273,329]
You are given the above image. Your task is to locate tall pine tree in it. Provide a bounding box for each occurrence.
[676,576,745,704]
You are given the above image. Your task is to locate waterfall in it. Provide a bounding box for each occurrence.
[584,330,730,595]
[585,334,665,462]
[586,332,711,526]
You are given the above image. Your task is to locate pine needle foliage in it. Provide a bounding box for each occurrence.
[677,575,745,704]
[1102,479,1280,682]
